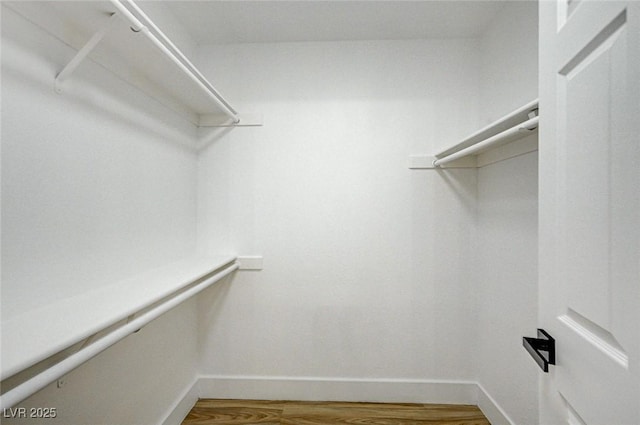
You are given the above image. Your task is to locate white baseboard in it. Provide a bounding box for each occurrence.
[160,377,200,425]
[162,375,514,425]
[476,383,516,425]
[196,375,478,405]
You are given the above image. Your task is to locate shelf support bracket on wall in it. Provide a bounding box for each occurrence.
[54,12,120,94]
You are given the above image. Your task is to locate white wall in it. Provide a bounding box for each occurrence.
[1,6,199,423]
[479,1,539,124]
[476,148,538,425]
[136,1,198,60]
[1,1,541,421]
[195,39,481,400]
[475,2,539,424]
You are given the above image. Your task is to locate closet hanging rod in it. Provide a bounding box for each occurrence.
[0,261,239,410]
[108,0,240,124]
[433,116,539,167]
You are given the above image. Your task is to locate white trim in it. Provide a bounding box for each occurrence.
[476,383,517,425]
[195,375,478,404]
[159,377,200,425]
[237,256,265,270]
[161,376,514,425]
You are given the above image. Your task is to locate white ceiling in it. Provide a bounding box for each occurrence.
[163,1,507,45]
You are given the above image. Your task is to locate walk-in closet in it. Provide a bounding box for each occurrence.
[2,1,638,424]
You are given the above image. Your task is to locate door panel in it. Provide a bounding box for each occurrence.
[539,1,639,424]
[558,12,626,343]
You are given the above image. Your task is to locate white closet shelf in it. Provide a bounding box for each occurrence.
[4,1,260,127]
[0,256,237,385]
[409,99,539,169]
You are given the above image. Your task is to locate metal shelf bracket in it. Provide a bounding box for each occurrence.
[54,13,120,94]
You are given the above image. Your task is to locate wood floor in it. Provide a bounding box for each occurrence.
[181,399,491,425]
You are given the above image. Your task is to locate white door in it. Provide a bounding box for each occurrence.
[538,1,640,424]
